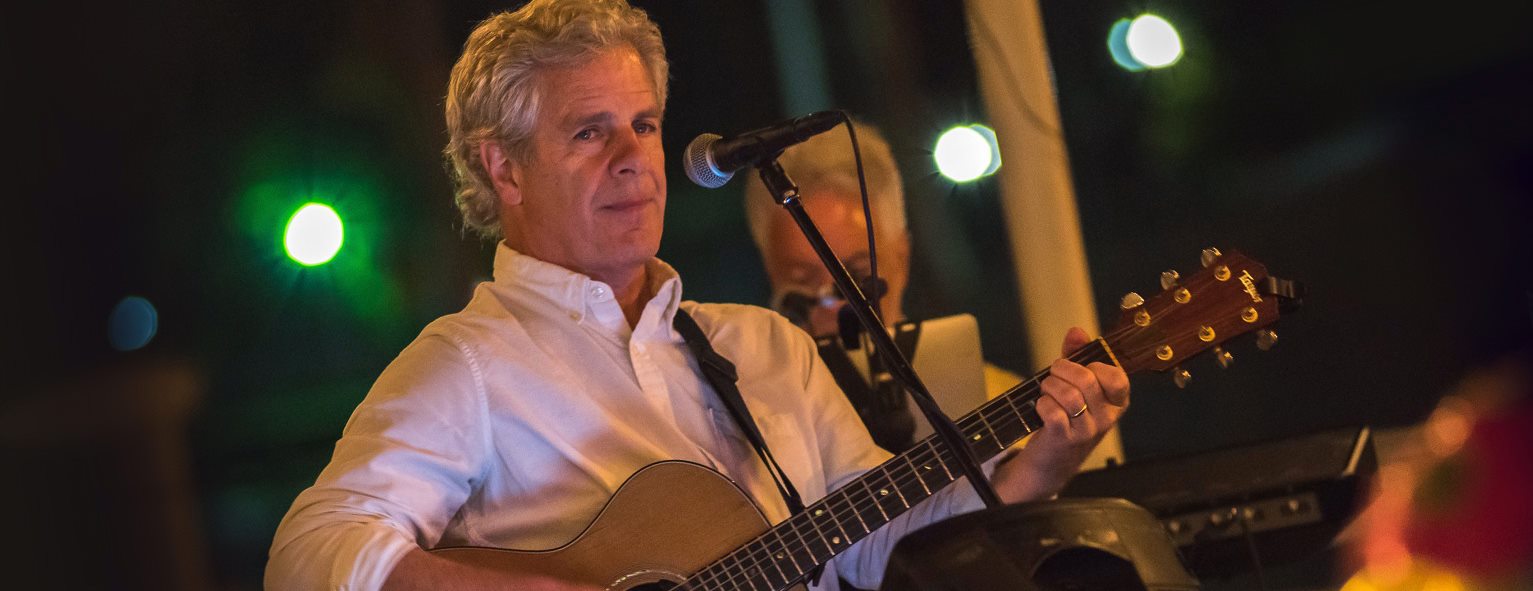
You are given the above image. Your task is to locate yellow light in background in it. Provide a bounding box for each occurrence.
[1424,396,1475,458]
[1125,14,1184,69]
[284,202,345,266]
[1342,559,1468,591]
[934,124,1001,183]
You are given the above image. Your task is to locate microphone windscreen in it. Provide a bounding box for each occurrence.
[683,133,731,188]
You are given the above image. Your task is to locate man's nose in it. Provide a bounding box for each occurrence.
[609,128,650,176]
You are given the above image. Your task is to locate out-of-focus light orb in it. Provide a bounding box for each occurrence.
[1126,14,1183,69]
[934,125,1001,183]
[1107,19,1146,72]
[284,202,344,266]
[109,296,158,351]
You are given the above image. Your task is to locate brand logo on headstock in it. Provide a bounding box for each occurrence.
[1239,270,1263,303]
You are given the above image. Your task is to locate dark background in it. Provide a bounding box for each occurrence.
[7,1,1530,589]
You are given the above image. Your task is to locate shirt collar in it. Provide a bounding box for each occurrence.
[491,242,683,338]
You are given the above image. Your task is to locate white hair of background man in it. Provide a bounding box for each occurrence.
[742,119,909,252]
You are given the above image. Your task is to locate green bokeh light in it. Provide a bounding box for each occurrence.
[233,127,406,337]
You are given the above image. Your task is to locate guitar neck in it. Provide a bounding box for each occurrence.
[680,339,1118,591]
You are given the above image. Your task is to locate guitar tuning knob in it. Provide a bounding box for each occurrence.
[1256,329,1278,351]
[1201,247,1223,268]
[1160,270,1180,290]
[1120,292,1145,310]
[1214,346,1234,369]
[1173,367,1192,389]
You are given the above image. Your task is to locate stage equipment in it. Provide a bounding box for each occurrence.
[882,498,1200,591]
[1061,426,1377,578]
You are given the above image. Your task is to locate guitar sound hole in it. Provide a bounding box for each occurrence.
[626,583,676,591]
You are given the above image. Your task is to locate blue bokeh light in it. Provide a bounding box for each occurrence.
[109,296,158,351]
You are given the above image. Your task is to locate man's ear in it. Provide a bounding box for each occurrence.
[479,141,523,206]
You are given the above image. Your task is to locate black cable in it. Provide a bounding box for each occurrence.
[836,110,887,388]
[1236,507,1269,591]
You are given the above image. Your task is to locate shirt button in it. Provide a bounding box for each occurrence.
[592,286,608,299]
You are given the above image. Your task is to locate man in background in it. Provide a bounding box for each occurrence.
[743,121,1124,467]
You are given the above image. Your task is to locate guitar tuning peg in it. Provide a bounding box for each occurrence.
[1120,292,1145,310]
[1201,247,1223,268]
[1159,270,1180,290]
[1214,346,1234,369]
[1255,329,1278,351]
[1173,367,1192,389]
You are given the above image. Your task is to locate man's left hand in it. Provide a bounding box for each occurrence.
[990,327,1130,503]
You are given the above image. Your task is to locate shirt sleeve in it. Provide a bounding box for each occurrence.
[266,330,491,591]
[791,328,990,590]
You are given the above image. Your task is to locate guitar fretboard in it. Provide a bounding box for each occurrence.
[678,339,1117,591]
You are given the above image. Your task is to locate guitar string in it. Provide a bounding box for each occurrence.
[688,345,1118,591]
[685,344,1118,590]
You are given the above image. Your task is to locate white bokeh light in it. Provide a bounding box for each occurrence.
[934,126,999,183]
[1126,14,1184,69]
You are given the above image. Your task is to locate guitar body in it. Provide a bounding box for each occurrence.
[432,461,808,590]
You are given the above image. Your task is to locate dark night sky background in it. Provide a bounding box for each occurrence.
[7,1,1531,589]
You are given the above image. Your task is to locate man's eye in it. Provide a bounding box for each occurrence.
[634,121,659,134]
[574,128,599,141]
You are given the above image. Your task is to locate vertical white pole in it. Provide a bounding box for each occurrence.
[963,0,1124,467]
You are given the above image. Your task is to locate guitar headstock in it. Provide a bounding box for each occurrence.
[1103,248,1301,387]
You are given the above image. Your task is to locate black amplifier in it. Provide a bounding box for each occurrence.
[1060,426,1377,577]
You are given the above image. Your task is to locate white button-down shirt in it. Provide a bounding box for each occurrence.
[267,245,982,590]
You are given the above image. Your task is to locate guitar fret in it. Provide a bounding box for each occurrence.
[711,548,748,591]
[752,538,791,588]
[929,440,955,482]
[800,511,835,558]
[741,539,783,591]
[770,526,804,578]
[1002,393,1033,434]
[985,404,1021,447]
[860,478,891,522]
[880,464,911,510]
[838,489,871,534]
[852,482,886,532]
[739,568,761,591]
[976,411,1003,453]
[826,506,852,547]
[697,561,727,591]
[903,454,932,496]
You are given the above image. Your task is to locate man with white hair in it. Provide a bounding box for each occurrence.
[743,122,1124,467]
[267,2,1129,590]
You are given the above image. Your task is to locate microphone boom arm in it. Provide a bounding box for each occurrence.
[755,158,1005,509]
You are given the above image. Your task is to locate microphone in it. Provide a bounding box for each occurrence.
[684,111,844,188]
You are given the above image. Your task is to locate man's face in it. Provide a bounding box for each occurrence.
[500,47,666,280]
[762,189,909,336]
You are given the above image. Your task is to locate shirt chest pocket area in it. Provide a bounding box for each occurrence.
[708,409,824,503]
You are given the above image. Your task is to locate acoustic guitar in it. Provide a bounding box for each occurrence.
[433,248,1299,590]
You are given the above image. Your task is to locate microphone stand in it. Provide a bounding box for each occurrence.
[756,158,1003,509]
